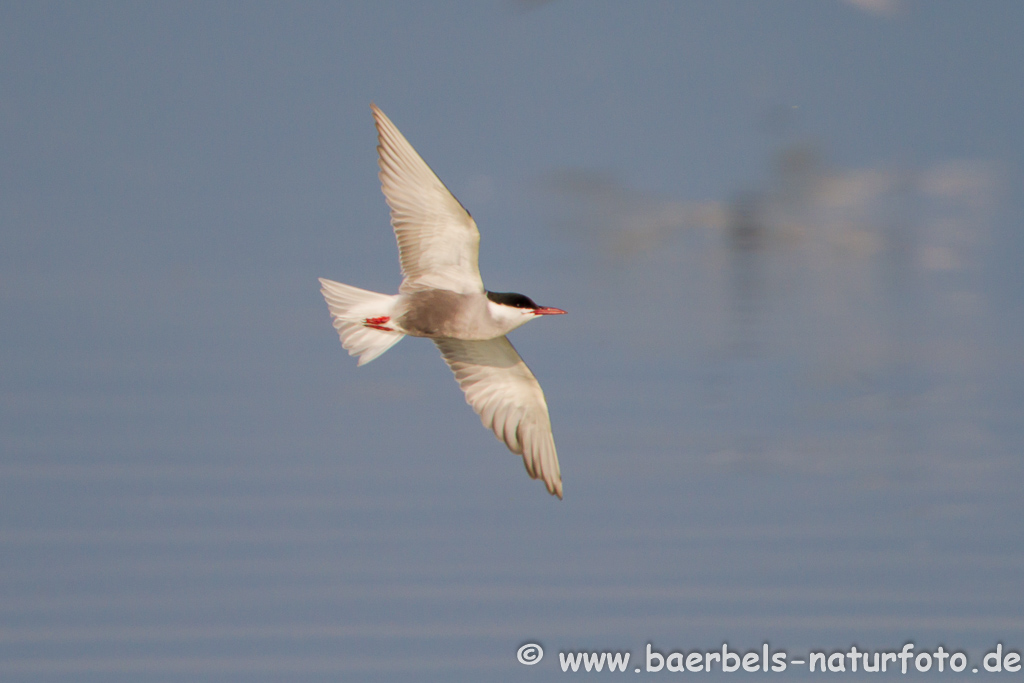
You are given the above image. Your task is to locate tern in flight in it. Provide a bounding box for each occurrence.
[319,104,565,498]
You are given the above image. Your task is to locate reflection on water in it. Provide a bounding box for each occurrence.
[545,138,1004,482]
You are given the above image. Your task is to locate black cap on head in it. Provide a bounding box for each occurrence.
[486,291,539,309]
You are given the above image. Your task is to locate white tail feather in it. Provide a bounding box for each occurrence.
[318,278,404,366]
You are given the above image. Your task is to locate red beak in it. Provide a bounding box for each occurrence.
[533,306,567,316]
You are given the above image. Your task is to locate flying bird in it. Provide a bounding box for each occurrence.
[319,104,566,498]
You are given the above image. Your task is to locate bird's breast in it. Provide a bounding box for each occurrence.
[396,290,494,339]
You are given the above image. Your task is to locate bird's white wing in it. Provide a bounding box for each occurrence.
[434,336,562,498]
[372,104,484,295]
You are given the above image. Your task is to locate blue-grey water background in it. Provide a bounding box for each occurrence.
[2,2,1022,680]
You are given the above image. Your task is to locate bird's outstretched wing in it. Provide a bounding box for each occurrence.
[434,336,562,498]
[372,104,484,295]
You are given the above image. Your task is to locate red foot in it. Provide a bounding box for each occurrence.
[364,316,393,332]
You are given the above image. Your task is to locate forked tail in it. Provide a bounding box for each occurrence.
[318,278,404,366]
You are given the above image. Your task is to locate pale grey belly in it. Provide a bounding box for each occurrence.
[397,290,491,339]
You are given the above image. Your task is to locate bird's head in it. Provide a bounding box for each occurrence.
[486,291,566,332]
